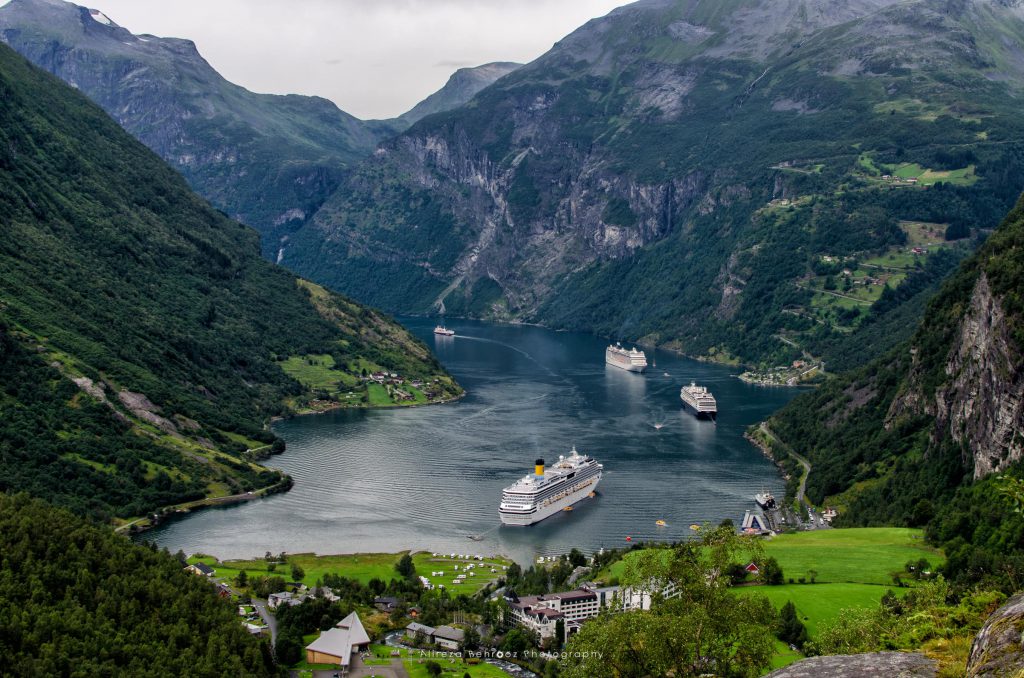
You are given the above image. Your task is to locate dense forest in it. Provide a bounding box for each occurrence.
[0,42,458,519]
[767,193,1024,592]
[0,493,277,676]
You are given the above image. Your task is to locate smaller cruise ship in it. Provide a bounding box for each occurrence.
[680,382,717,419]
[755,491,777,510]
[433,325,455,336]
[606,343,647,373]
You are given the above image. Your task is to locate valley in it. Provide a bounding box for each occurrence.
[0,0,1022,676]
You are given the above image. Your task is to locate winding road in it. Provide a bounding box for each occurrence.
[759,423,812,508]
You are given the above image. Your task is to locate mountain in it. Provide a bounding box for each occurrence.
[765,191,1024,589]
[0,0,396,254]
[282,0,1024,367]
[396,62,522,128]
[0,493,276,676]
[0,40,459,521]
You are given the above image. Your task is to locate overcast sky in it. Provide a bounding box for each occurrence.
[70,0,627,120]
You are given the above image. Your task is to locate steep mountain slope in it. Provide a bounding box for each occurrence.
[284,0,1024,366]
[766,192,1024,588]
[0,493,276,676]
[0,41,458,520]
[0,0,395,253]
[396,62,522,128]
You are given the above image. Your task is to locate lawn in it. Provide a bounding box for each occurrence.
[187,551,510,593]
[735,582,909,638]
[367,383,396,406]
[762,528,943,585]
[280,354,358,392]
[403,655,511,678]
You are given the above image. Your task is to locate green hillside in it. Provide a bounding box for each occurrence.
[767,193,1024,591]
[0,41,459,521]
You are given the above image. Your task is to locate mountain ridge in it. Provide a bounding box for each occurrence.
[282,0,1024,368]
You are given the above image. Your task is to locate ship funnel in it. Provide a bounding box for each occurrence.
[535,458,544,476]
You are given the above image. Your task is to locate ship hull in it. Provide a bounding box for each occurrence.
[499,476,601,526]
[681,399,717,420]
[605,356,646,373]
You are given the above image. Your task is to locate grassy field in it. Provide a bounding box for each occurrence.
[763,528,942,585]
[367,382,396,406]
[885,162,978,186]
[280,354,359,391]
[187,551,510,593]
[736,583,909,638]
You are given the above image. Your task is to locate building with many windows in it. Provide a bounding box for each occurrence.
[505,584,656,640]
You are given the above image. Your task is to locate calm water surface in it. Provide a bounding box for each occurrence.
[147,319,799,564]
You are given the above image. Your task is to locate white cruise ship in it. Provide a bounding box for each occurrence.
[605,343,647,373]
[433,325,455,336]
[499,448,602,526]
[680,382,717,419]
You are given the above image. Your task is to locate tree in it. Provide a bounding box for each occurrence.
[776,601,809,649]
[460,626,480,653]
[567,548,587,568]
[501,628,534,654]
[235,570,248,588]
[396,554,416,579]
[291,563,305,582]
[761,557,784,585]
[425,660,443,677]
[562,525,775,677]
[554,619,565,648]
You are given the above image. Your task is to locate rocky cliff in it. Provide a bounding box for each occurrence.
[284,0,1024,365]
[967,592,1024,677]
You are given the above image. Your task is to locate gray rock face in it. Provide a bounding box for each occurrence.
[282,0,1024,359]
[968,593,1024,677]
[764,651,936,677]
[888,272,1024,480]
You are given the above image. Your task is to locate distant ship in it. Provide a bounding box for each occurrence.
[680,382,717,419]
[755,490,777,510]
[433,325,455,336]
[606,343,648,373]
[499,448,602,526]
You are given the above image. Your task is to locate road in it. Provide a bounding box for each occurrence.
[759,423,812,508]
[254,598,278,647]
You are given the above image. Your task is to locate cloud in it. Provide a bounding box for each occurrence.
[86,0,627,119]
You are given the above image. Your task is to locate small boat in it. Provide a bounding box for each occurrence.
[653,423,665,430]
[588,492,596,498]
[563,506,573,512]
[655,520,667,527]
[689,524,701,531]
[434,325,455,336]
[663,372,670,377]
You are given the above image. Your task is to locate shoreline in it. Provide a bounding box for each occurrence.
[271,390,467,422]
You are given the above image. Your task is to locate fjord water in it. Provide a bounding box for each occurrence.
[148,319,798,565]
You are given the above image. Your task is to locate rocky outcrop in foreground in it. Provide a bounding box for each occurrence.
[968,593,1024,677]
[765,652,936,677]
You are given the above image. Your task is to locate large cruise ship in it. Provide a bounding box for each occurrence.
[680,382,717,419]
[605,343,647,373]
[499,448,602,526]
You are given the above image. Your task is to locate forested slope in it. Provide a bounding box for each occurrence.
[0,493,277,677]
[0,42,458,520]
